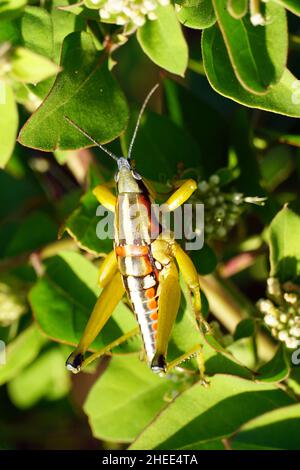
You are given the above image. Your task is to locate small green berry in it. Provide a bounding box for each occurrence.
[209,174,220,185]
[198,181,209,193]
[216,226,226,238]
[207,197,217,207]
[214,208,226,221]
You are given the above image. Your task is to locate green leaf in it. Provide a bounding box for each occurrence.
[20,3,85,64]
[227,0,248,19]
[7,347,70,409]
[4,211,57,257]
[212,0,287,94]
[234,318,255,341]
[84,355,173,442]
[202,25,300,117]
[268,205,300,281]
[0,170,42,222]
[203,334,254,379]
[122,110,201,180]
[259,145,293,191]
[256,345,290,383]
[49,0,87,63]
[230,108,262,195]
[64,190,113,255]
[20,5,85,99]
[57,1,101,20]
[29,251,140,353]
[232,403,300,449]
[215,167,236,186]
[0,81,18,169]
[176,271,254,379]
[227,338,257,370]
[130,374,294,449]
[163,79,228,176]
[10,47,60,84]
[162,273,253,377]
[20,6,53,59]
[0,325,46,386]
[287,367,300,397]
[0,0,26,20]
[137,5,188,77]
[275,0,300,16]
[18,31,129,151]
[0,19,20,44]
[189,244,217,275]
[84,0,104,9]
[176,0,216,29]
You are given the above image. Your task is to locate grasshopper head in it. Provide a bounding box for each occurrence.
[115,157,143,194]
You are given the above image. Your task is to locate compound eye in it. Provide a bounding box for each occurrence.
[131,170,142,180]
[114,171,119,182]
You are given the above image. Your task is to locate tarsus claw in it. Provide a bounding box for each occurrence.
[151,353,167,374]
[66,351,84,374]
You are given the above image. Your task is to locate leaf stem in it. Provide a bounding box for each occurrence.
[187,59,206,76]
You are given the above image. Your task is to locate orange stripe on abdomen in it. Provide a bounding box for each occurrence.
[126,284,159,362]
[115,244,149,257]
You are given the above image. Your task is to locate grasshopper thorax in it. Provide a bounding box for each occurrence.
[115,157,143,194]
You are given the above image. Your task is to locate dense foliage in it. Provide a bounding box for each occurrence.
[0,0,300,450]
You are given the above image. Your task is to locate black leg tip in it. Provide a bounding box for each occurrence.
[65,351,84,374]
[151,353,167,374]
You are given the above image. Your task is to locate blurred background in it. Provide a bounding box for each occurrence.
[1,8,300,449]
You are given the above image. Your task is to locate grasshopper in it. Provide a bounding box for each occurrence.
[65,85,207,375]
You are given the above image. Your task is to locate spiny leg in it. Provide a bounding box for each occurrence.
[151,261,181,373]
[80,326,140,370]
[66,186,119,370]
[166,344,210,387]
[66,271,125,373]
[152,236,202,323]
[151,236,210,375]
[195,345,210,387]
[171,241,210,334]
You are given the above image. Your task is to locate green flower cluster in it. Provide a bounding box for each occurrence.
[196,174,245,240]
[84,0,169,27]
[257,277,300,349]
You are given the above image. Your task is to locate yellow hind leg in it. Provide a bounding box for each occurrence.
[151,260,181,373]
[93,182,116,213]
[163,179,197,212]
[66,250,124,373]
[172,240,210,333]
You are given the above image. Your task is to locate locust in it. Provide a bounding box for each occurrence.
[64,85,207,375]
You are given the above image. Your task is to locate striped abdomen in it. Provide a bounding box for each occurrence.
[115,243,159,363]
[114,191,160,363]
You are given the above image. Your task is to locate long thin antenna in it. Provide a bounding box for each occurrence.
[64,116,118,162]
[127,83,159,160]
